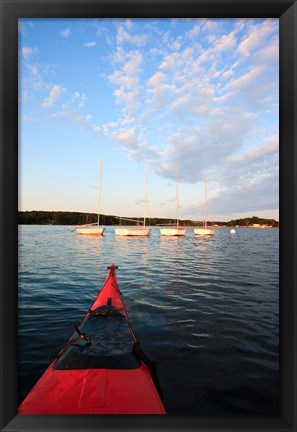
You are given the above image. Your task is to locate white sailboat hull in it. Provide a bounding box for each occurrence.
[194,227,214,236]
[160,227,186,236]
[115,227,151,236]
[76,226,105,235]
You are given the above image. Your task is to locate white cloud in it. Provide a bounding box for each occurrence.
[113,88,138,111]
[203,20,220,32]
[229,135,278,164]
[171,90,210,116]
[121,117,135,125]
[42,84,65,108]
[227,66,264,91]
[221,69,234,80]
[83,41,96,47]
[51,104,100,133]
[146,70,177,110]
[116,26,147,46]
[109,50,142,113]
[104,19,278,187]
[112,46,126,63]
[214,31,236,52]
[29,65,38,75]
[106,121,118,128]
[208,172,278,216]
[113,127,137,146]
[238,19,276,56]
[111,126,161,161]
[60,27,72,38]
[148,71,166,87]
[172,39,181,51]
[180,131,278,219]
[73,92,87,108]
[159,53,181,70]
[187,23,201,40]
[253,35,279,65]
[198,49,213,65]
[21,47,37,59]
[121,72,137,89]
[234,19,249,33]
[124,19,133,31]
[123,50,142,74]
[156,108,256,184]
[101,121,119,136]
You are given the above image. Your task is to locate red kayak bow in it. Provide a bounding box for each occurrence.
[19,264,166,414]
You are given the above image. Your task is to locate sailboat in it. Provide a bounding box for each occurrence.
[160,164,185,236]
[194,172,214,236]
[76,157,105,236]
[115,161,151,237]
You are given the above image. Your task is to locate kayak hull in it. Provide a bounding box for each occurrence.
[19,265,166,414]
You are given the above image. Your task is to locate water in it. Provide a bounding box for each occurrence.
[18,225,279,415]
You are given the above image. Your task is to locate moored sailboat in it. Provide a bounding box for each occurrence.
[115,225,151,236]
[194,172,214,236]
[160,164,185,237]
[76,158,105,235]
[115,160,151,237]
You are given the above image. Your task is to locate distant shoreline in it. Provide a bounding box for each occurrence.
[18,211,279,228]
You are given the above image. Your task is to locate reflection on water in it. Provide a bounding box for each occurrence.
[18,225,279,415]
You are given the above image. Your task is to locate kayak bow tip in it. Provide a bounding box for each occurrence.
[107,264,118,276]
[107,264,119,270]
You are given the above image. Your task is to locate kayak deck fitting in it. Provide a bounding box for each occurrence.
[19,264,166,414]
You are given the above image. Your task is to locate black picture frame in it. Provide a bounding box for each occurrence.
[1,1,296,431]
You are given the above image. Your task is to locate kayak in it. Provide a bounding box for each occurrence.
[19,264,166,414]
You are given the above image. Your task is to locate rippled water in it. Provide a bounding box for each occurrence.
[18,225,279,415]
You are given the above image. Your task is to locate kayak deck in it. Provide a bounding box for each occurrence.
[54,305,141,370]
[19,264,166,414]
[19,365,165,414]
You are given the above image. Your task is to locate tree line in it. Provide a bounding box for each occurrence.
[18,211,279,227]
[227,216,279,227]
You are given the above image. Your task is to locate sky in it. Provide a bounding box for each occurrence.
[19,18,279,222]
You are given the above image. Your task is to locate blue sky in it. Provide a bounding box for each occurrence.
[19,18,279,222]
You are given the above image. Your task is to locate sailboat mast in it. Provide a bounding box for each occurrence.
[204,171,208,229]
[98,156,103,226]
[144,160,148,227]
[176,164,179,228]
